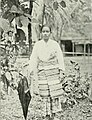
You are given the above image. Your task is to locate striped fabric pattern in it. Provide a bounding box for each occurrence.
[38,67,63,98]
[37,54,64,115]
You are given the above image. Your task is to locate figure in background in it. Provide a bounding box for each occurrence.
[7,31,15,44]
[5,40,16,69]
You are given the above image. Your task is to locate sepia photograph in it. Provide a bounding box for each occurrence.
[0,0,92,120]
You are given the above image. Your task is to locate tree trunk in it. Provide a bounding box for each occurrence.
[42,4,45,26]
[28,0,33,55]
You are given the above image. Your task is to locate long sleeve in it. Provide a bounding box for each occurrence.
[28,43,38,73]
[56,43,65,71]
[29,43,39,95]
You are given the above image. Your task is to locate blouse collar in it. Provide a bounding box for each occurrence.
[42,39,51,45]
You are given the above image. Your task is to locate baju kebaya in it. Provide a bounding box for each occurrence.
[29,39,65,116]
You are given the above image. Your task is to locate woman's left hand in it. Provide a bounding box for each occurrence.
[59,70,65,82]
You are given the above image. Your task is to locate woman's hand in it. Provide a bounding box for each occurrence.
[34,78,39,95]
[59,69,65,82]
[34,85,39,96]
[32,72,40,96]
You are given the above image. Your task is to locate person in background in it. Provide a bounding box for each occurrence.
[5,40,15,68]
[6,40,13,55]
[7,30,15,44]
[29,24,65,120]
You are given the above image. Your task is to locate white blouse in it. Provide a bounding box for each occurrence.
[29,39,65,73]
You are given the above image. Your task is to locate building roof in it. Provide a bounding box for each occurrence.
[61,23,92,44]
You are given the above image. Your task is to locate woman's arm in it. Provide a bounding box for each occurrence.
[56,42,65,71]
[28,43,38,73]
[29,43,39,95]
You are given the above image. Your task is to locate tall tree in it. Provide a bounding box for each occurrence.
[28,0,33,54]
[37,0,92,41]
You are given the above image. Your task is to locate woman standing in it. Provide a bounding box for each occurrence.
[29,24,65,119]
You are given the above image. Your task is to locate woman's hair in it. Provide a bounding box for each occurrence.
[40,24,52,33]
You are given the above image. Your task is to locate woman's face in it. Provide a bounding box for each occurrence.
[41,26,51,40]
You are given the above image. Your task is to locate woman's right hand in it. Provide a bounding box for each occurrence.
[33,71,40,96]
[34,84,39,96]
[59,69,65,82]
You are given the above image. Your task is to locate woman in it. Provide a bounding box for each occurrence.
[29,24,65,119]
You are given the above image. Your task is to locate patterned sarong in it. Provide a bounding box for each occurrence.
[37,56,64,115]
[38,68,63,98]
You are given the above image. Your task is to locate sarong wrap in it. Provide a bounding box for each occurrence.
[37,56,64,115]
[38,68,63,98]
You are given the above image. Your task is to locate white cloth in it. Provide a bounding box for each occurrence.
[29,39,65,73]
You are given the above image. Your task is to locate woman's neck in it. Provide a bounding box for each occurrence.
[43,39,49,43]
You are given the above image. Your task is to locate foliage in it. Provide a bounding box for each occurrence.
[61,60,92,109]
[1,0,34,53]
[36,0,92,40]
